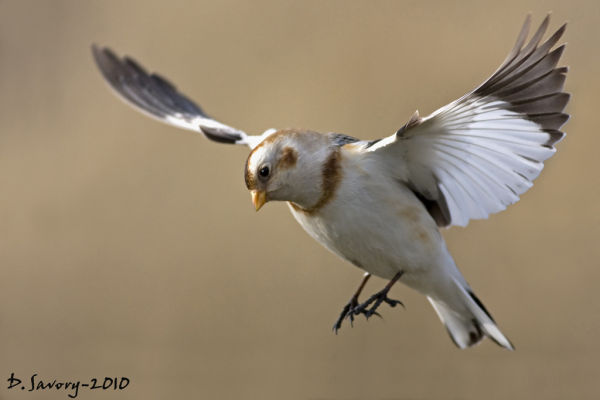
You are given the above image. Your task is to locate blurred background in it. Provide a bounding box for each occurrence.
[1,0,599,399]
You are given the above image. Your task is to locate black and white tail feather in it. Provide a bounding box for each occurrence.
[428,281,514,350]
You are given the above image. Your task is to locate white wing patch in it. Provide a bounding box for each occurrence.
[365,15,568,228]
[410,99,557,227]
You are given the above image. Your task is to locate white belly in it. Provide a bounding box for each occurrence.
[288,162,450,293]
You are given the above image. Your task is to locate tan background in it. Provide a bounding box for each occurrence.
[1,0,599,399]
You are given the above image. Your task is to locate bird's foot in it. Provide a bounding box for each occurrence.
[333,292,402,333]
[332,271,404,333]
[351,287,404,319]
[332,295,358,334]
[332,295,380,334]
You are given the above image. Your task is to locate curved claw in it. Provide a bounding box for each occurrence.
[365,310,383,320]
[348,310,355,327]
[384,298,405,308]
[332,297,359,333]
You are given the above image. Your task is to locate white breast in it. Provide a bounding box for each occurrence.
[288,150,450,290]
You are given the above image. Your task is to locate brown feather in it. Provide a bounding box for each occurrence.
[277,146,298,170]
[290,149,342,215]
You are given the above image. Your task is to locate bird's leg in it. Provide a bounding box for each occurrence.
[351,271,404,319]
[332,272,371,334]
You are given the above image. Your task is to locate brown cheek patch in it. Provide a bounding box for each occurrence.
[244,156,256,190]
[277,146,298,170]
[291,149,342,215]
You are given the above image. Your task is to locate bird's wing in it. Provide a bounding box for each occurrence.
[92,45,263,149]
[363,15,569,228]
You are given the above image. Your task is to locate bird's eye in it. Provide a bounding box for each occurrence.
[259,165,270,179]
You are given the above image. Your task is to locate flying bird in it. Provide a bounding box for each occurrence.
[92,15,569,349]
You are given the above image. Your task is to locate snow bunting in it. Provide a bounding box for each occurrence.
[92,15,569,350]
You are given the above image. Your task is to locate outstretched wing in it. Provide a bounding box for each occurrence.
[92,45,263,148]
[365,15,569,228]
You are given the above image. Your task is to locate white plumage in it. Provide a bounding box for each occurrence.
[93,15,569,349]
[371,100,559,227]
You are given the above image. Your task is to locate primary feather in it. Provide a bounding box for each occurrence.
[364,14,569,227]
[91,45,264,148]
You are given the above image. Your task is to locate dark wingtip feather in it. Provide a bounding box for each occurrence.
[527,112,570,130]
[474,16,569,141]
[509,92,570,115]
[199,126,242,144]
[92,45,119,67]
[509,14,531,58]
[520,14,549,55]
[150,73,177,92]
[545,128,567,146]
[92,45,249,145]
[123,56,148,76]
[92,45,207,119]
[544,22,567,49]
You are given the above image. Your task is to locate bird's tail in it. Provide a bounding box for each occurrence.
[428,278,514,350]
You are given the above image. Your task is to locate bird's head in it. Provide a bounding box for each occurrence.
[244,129,336,211]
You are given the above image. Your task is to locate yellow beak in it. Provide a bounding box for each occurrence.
[251,190,267,211]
